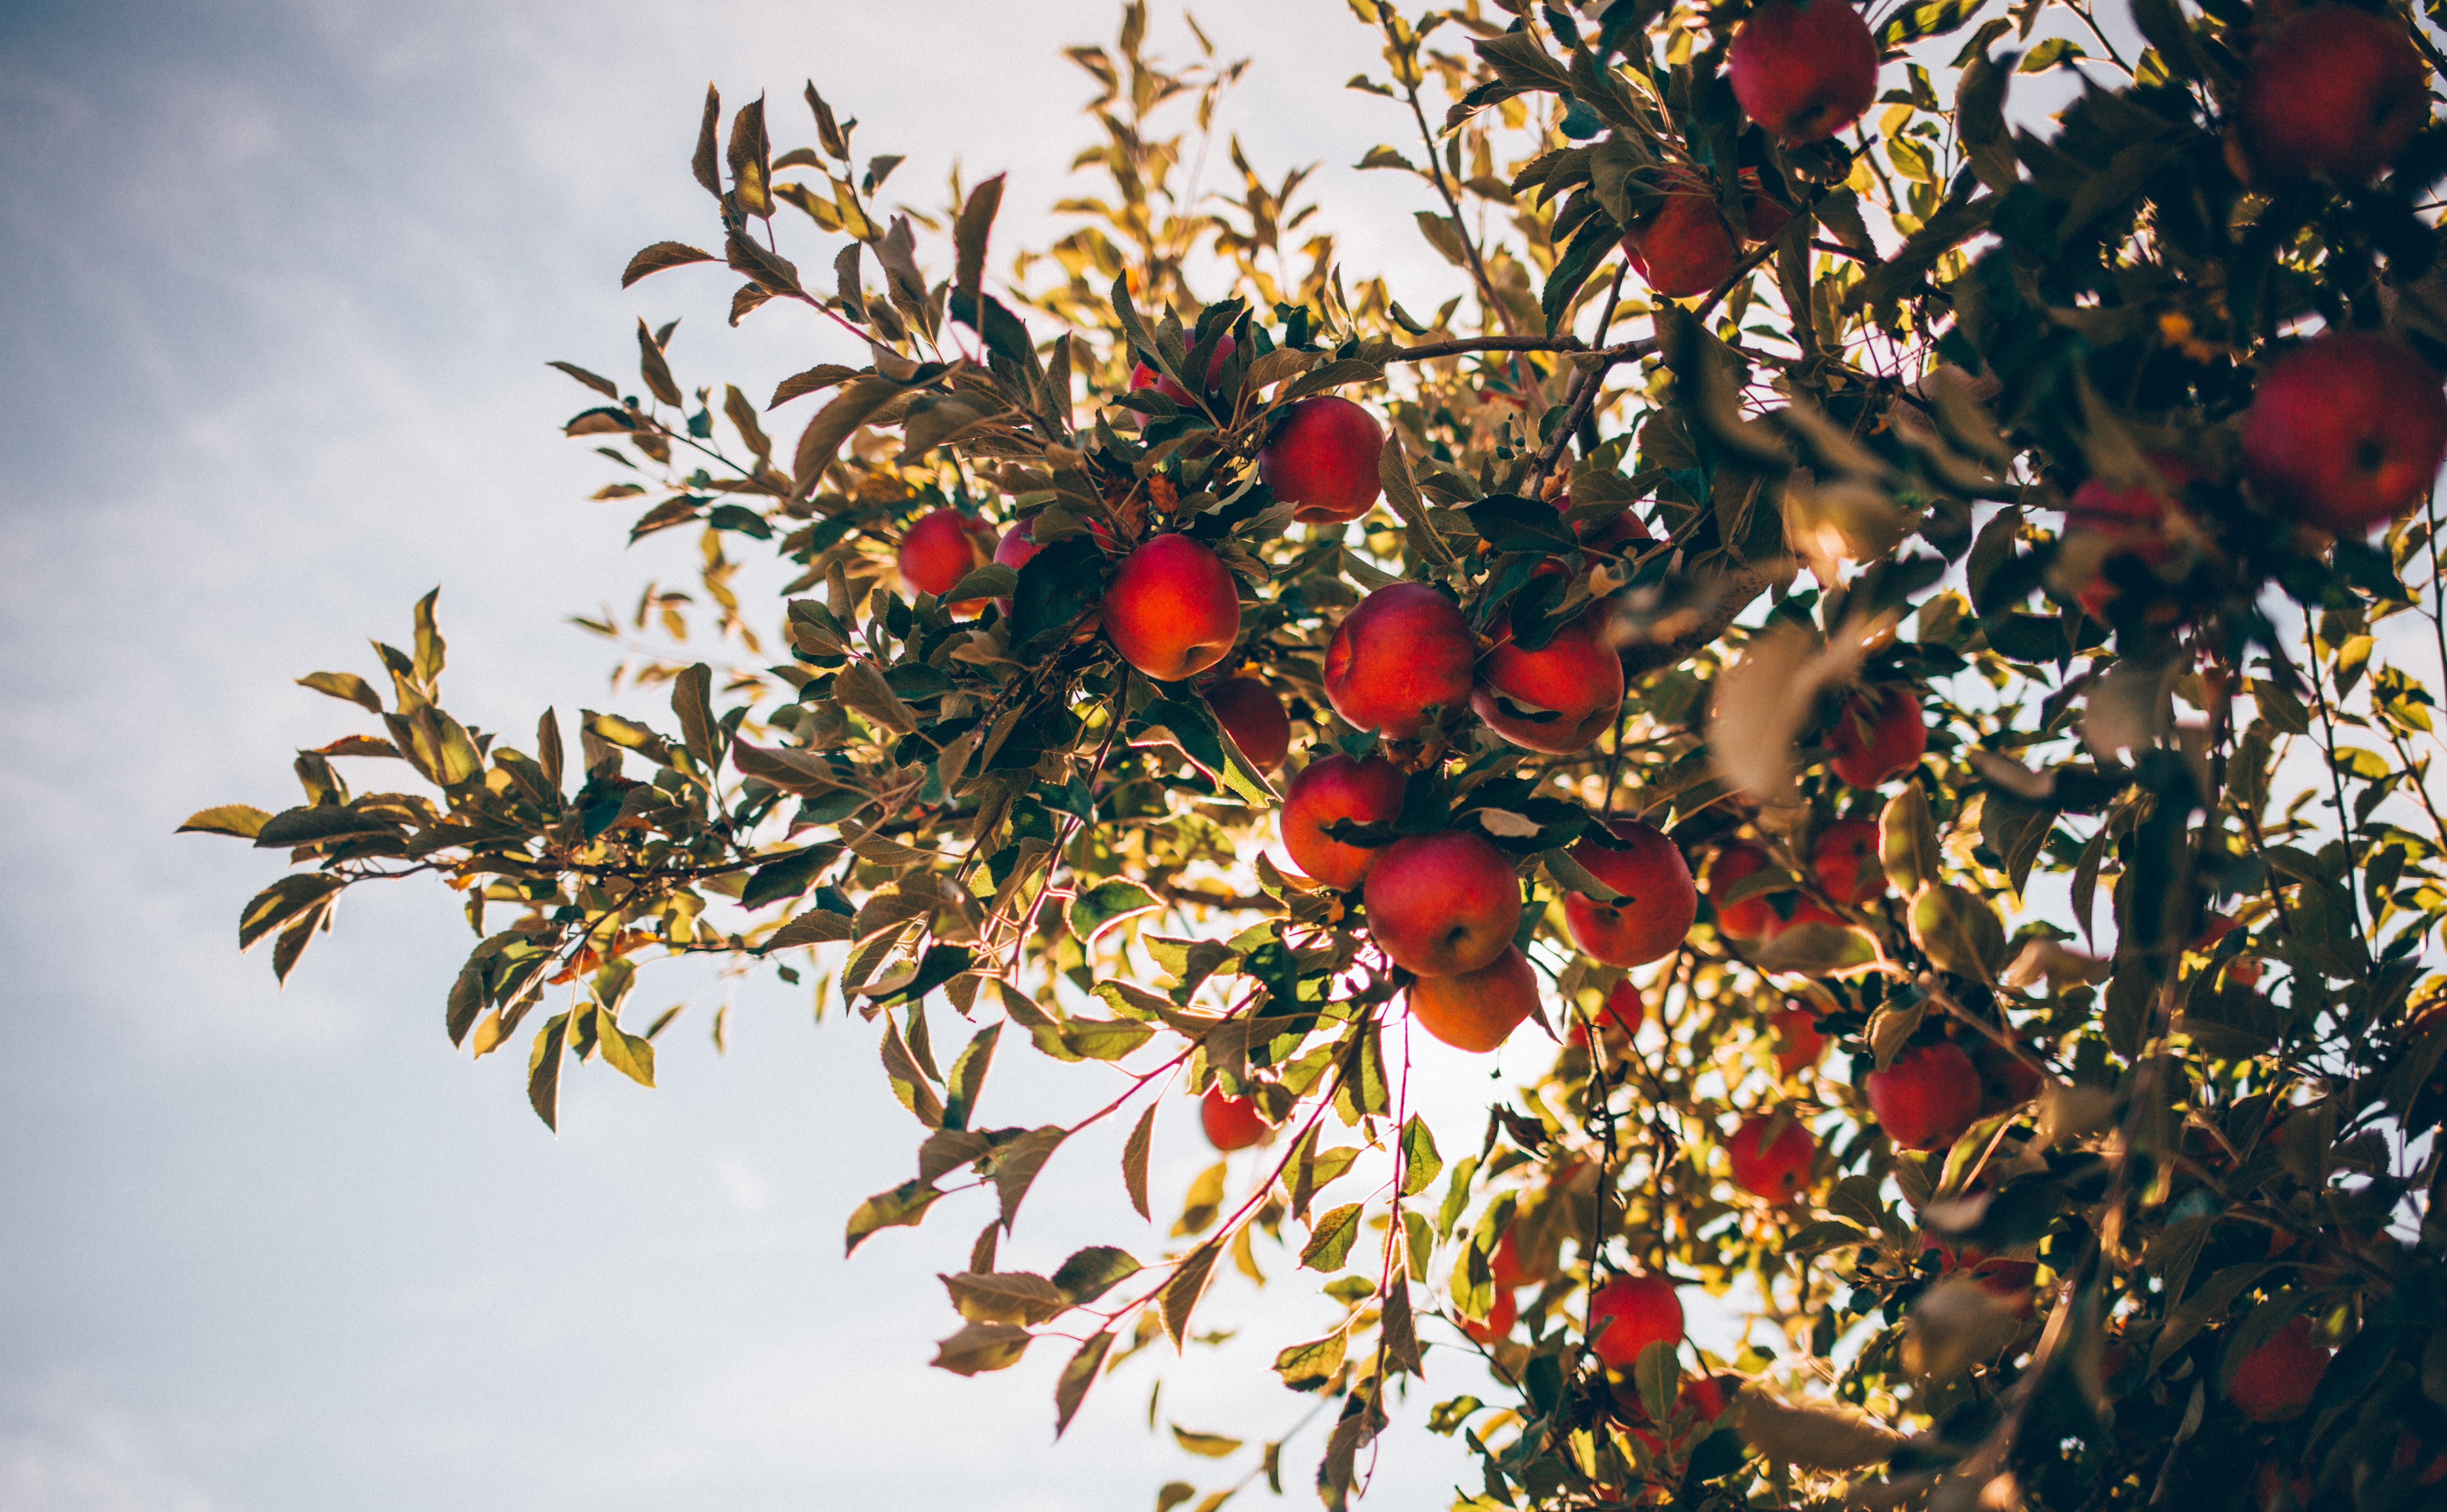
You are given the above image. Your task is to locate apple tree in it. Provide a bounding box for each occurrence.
[185,0,2447,1507]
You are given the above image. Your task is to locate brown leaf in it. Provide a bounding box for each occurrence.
[1708,617,1883,822]
[1054,1330,1114,1437]
[1735,1389,1902,1469]
[1161,1241,1220,1347]
[939,1270,1068,1325]
[928,1319,1032,1376]
[621,241,717,289]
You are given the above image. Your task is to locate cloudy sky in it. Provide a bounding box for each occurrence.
[0,2,1549,1507]
[0,0,2197,1507]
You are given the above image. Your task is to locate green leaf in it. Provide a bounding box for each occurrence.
[178,804,272,840]
[1300,1202,1366,1271]
[526,1010,571,1132]
[1008,534,1108,657]
[1274,1330,1349,1391]
[594,1005,656,1088]
[1466,493,1573,553]
[1542,216,1617,334]
[1052,1245,1141,1306]
[1066,880,1160,944]
[846,1178,944,1254]
[238,873,346,952]
[1399,1116,1443,1197]
[743,847,828,909]
[942,1024,1001,1130]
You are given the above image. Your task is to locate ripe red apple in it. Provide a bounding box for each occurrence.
[1739,169,1793,244]
[1279,752,1406,890]
[1729,0,1881,143]
[1463,1284,1518,1346]
[1472,606,1625,755]
[1491,1228,1549,1291]
[2065,453,2200,619]
[1564,820,1699,967]
[1826,686,1929,787]
[1366,831,1523,976]
[1572,979,1645,1048]
[2227,1315,2330,1423]
[1323,582,1476,739]
[1864,1042,1982,1150]
[1259,395,1385,524]
[898,508,994,597]
[990,517,1038,615]
[1102,533,1243,681]
[1589,1273,1685,1369]
[1200,1085,1272,1150]
[2238,9,2427,181]
[2242,331,2447,535]
[1710,842,1778,939]
[1769,1003,1828,1074]
[1971,1037,2044,1115]
[1621,172,1739,299]
[1409,944,1540,1052]
[1204,675,1290,773]
[1811,818,1886,906]
[1549,491,1654,553]
[1129,333,1237,405]
[1726,1113,1816,1203]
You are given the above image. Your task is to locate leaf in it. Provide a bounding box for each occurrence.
[1300,1203,1366,1272]
[791,373,904,498]
[690,83,721,195]
[954,172,1005,317]
[1466,493,1574,553]
[941,1270,1068,1325]
[547,361,620,399]
[594,1005,657,1088]
[635,318,683,406]
[177,804,271,840]
[1399,1116,1442,1197]
[1008,534,1108,658]
[1054,1330,1115,1437]
[621,241,717,288]
[845,1178,944,1254]
[237,873,346,951]
[1161,1241,1221,1346]
[1067,880,1160,944]
[769,363,861,408]
[1274,1330,1348,1391]
[742,847,828,909]
[930,1319,1032,1376]
[992,1125,1067,1232]
[298,670,383,712]
[526,1010,570,1132]
[1734,1392,1901,1469]
[1052,1245,1142,1306]
[1172,1426,1243,1458]
[1542,216,1618,335]
[1122,1103,1156,1220]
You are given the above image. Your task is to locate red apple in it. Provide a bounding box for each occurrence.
[2066,453,2200,619]
[1129,332,1237,405]
[2227,1314,2330,1423]
[1971,1037,2044,1115]
[1864,1042,1982,1151]
[1102,533,1243,681]
[1589,1273,1685,1369]
[1279,752,1406,890]
[1472,606,1626,754]
[1409,943,1540,1052]
[1204,675,1290,773]
[1810,818,1886,906]
[1259,395,1385,524]
[2242,331,2447,535]
[1549,490,1654,553]
[1826,686,1929,787]
[1769,1003,1828,1073]
[1726,1113,1816,1203]
[1323,582,1476,739]
[1729,0,1880,143]
[1614,1372,1739,1456]
[1621,174,1739,299]
[1710,842,1779,939]
[1491,1229,1549,1290]
[1762,896,1844,938]
[2239,9,2428,181]
[1564,819,1699,967]
[1921,1231,2039,1314]
[991,517,1038,615]
[1365,830,1524,977]
[1463,1284,1518,1345]
[1739,169,1793,244]
[1572,979,1646,1048]
[1201,1085,1272,1150]
[898,508,994,597]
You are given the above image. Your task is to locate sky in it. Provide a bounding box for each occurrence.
[0,2,1539,1508]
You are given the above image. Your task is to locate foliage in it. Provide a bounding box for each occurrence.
[186,1,2447,1507]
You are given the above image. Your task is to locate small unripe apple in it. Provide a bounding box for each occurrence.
[1729,0,1881,143]
[1826,686,1929,788]
[2241,331,2447,535]
[2238,9,2427,181]
[898,508,994,597]
[1471,606,1625,754]
[1279,752,1406,890]
[1408,943,1540,1052]
[1259,395,1385,524]
[1366,831,1523,977]
[2226,1314,2330,1423]
[1572,979,1645,1048]
[1563,820,1699,967]
[1323,582,1476,739]
[1621,176,1739,299]
[1726,1113,1816,1203]
[1864,1042,1982,1150]
[1710,842,1779,939]
[1204,676,1290,773]
[1200,1085,1272,1150]
[1102,533,1242,681]
[1769,1003,1828,1073]
[1811,818,1886,906]
[1463,1284,1518,1345]
[1588,1273,1684,1369]
[1129,333,1237,404]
